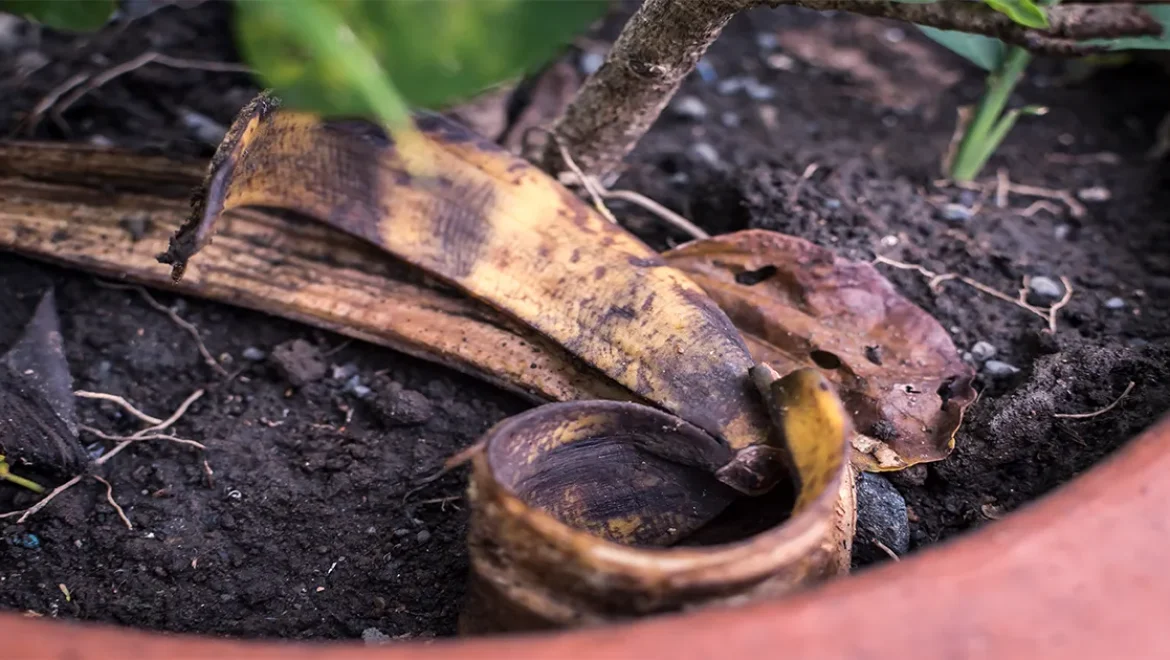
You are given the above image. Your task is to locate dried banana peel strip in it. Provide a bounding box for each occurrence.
[160,94,786,494]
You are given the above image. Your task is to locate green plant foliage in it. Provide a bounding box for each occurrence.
[918,27,1006,71]
[984,0,1048,29]
[236,0,608,128]
[1,0,116,31]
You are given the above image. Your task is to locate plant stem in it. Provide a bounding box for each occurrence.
[948,46,1032,182]
[0,459,45,494]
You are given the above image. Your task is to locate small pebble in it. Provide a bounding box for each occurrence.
[1054,224,1071,240]
[1077,186,1111,202]
[332,362,359,381]
[853,473,909,565]
[363,628,391,645]
[970,341,997,362]
[824,198,842,210]
[942,203,973,222]
[1104,297,1126,309]
[416,530,432,543]
[344,375,373,399]
[755,32,778,50]
[983,360,1020,377]
[716,77,744,96]
[695,57,717,82]
[578,51,604,75]
[884,27,905,43]
[688,142,721,167]
[179,109,227,146]
[270,339,326,386]
[765,53,795,71]
[743,78,775,101]
[720,111,740,128]
[9,533,40,549]
[671,95,708,120]
[1027,275,1064,301]
[242,347,266,361]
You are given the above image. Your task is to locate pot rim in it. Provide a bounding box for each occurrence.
[6,412,1169,660]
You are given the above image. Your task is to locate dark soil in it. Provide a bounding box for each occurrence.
[1,0,1168,642]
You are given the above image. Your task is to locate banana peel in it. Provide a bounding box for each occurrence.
[158,93,787,497]
[662,231,977,471]
[0,142,631,405]
[461,366,855,633]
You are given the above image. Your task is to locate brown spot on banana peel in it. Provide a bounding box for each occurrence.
[161,94,783,494]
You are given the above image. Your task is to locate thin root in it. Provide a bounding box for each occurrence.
[602,188,709,240]
[96,281,228,376]
[74,391,163,425]
[551,133,618,225]
[0,389,206,523]
[1054,381,1135,420]
[21,51,251,135]
[874,255,1072,333]
[92,475,132,529]
[873,539,901,561]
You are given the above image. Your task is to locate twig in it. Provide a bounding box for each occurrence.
[874,255,1072,333]
[873,539,901,561]
[22,51,251,134]
[74,391,163,425]
[92,475,132,530]
[602,189,709,240]
[96,281,228,377]
[1054,381,1135,419]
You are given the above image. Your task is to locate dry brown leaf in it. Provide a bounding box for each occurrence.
[663,230,977,471]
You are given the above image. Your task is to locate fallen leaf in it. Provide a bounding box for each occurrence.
[663,230,976,470]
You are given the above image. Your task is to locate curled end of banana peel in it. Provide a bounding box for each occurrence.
[157,90,284,282]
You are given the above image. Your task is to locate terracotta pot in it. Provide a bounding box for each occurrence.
[5,412,1168,659]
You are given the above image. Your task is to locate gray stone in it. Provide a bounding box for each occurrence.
[970,341,997,362]
[1028,275,1064,300]
[362,628,391,645]
[671,95,708,120]
[720,111,741,128]
[416,529,432,543]
[578,51,604,75]
[942,203,973,222]
[743,78,775,101]
[242,347,266,361]
[688,142,721,167]
[983,360,1020,377]
[1104,297,1126,310]
[853,473,909,565]
[755,32,778,50]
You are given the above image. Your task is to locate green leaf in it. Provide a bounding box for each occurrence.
[235,0,608,119]
[2,0,116,31]
[918,26,1007,71]
[983,0,1049,29]
[1086,5,1170,51]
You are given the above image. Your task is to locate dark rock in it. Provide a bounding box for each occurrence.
[852,472,910,566]
[269,339,326,386]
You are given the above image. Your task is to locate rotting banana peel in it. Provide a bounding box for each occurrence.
[461,366,854,632]
[158,93,790,496]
